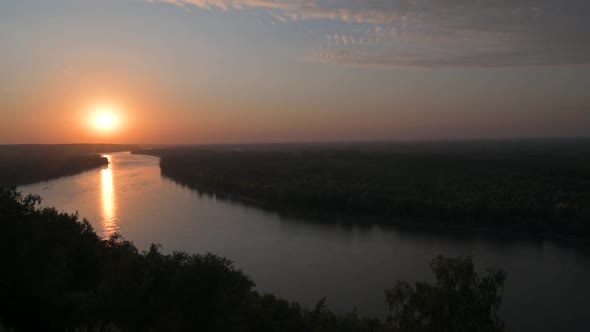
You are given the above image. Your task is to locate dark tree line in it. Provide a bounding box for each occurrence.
[0,187,506,331]
[386,256,506,332]
[0,144,137,185]
[145,148,590,239]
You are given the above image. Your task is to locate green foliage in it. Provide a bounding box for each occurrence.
[385,256,506,332]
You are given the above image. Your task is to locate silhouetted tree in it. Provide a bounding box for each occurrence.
[0,187,394,331]
[1,187,508,331]
[385,256,506,332]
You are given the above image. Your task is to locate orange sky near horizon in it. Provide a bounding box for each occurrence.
[3,58,589,145]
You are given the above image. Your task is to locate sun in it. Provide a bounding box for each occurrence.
[93,107,118,131]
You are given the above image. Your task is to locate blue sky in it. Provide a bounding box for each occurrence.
[1,0,589,143]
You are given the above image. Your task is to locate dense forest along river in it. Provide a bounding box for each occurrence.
[20,152,590,331]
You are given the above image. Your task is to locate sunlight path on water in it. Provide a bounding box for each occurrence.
[100,155,118,237]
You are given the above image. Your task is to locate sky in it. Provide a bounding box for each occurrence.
[1,0,589,144]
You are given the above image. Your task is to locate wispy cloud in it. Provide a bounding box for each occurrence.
[149,0,401,23]
[149,0,590,67]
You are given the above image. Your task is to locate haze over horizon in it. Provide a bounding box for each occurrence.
[2,0,590,144]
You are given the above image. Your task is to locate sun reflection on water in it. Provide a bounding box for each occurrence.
[100,155,118,237]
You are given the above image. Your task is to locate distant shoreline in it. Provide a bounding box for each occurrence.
[0,144,137,186]
[131,146,590,244]
[159,174,590,245]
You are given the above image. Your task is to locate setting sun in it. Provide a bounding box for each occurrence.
[92,106,119,131]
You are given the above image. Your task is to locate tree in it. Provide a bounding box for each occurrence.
[385,256,506,332]
[0,186,394,331]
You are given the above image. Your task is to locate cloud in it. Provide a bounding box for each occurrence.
[150,0,590,67]
[150,0,401,23]
[268,11,288,23]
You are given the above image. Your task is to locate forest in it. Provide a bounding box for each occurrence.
[0,186,506,331]
[134,140,590,239]
[0,144,136,185]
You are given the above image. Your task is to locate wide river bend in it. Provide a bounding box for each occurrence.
[20,152,590,331]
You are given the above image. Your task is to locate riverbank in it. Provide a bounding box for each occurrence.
[132,141,590,241]
[161,174,590,245]
[0,144,137,185]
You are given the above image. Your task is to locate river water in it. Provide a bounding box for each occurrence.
[20,152,590,331]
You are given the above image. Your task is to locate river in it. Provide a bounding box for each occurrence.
[19,152,590,331]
